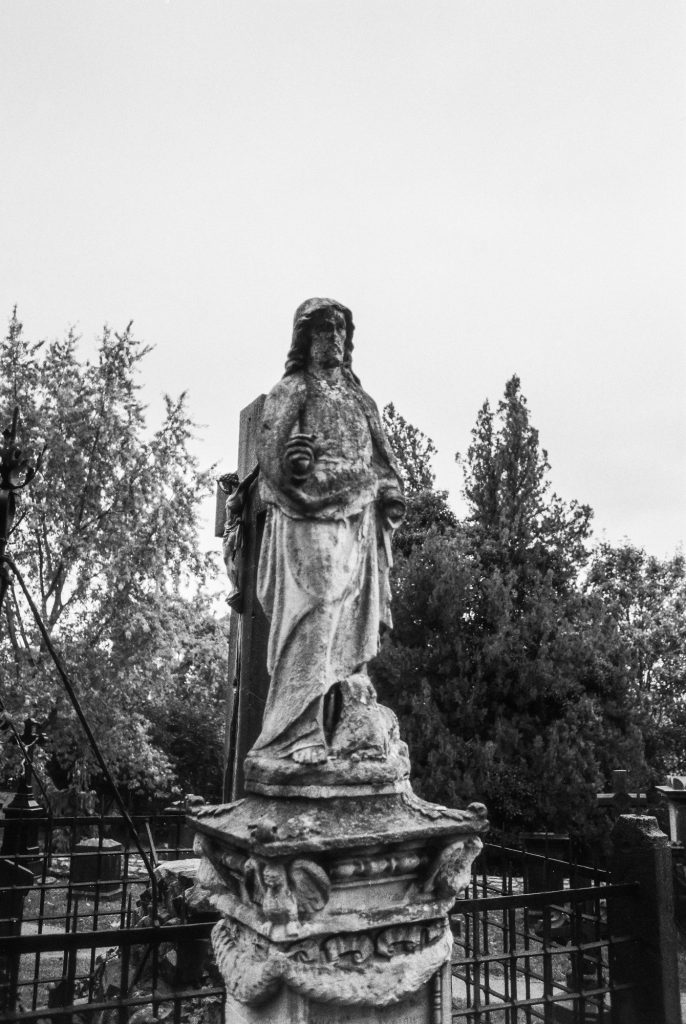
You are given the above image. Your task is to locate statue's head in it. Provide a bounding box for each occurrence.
[284,298,356,378]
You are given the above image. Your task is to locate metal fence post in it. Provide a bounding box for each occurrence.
[609,814,681,1024]
[0,858,34,1013]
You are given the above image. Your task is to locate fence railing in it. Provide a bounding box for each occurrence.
[0,808,222,1023]
[1,809,681,1023]
[450,842,641,1022]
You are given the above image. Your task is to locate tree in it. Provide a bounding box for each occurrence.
[382,403,456,555]
[586,542,686,778]
[373,378,647,842]
[0,309,227,803]
[460,375,592,590]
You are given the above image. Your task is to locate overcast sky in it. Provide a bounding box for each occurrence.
[1,1,684,557]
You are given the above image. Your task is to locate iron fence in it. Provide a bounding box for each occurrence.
[450,842,640,1023]
[0,810,653,1023]
[0,808,222,1023]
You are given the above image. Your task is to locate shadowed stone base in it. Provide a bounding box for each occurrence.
[188,785,487,1023]
[223,976,438,1023]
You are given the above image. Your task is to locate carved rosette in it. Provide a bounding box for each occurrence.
[212,916,454,1007]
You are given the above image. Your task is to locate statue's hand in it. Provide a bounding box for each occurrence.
[381,490,406,530]
[284,433,316,483]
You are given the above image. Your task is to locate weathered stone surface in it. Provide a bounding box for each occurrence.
[192,788,485,859]
[223,983,436,1024]
[212,915,452,1007]
[192,787,486,943]
[192,786,485,1019]
[250,298,405,777]
[244,750,410,796]
[194,300,488,1022]
[69,837,123,894]
[190,779,487,1017]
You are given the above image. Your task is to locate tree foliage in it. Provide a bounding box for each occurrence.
[382,402,438,496]
[460,376,593,590]
[586,542,686,777]
[382,403,456,555]
[0,309,227,803]
[373,377,649,843]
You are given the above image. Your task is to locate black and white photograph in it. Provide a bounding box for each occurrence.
[0,2,684,1021]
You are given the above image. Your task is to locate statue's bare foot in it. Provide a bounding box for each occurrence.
[292,744,328,765]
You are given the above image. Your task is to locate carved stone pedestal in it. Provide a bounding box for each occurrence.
[204,297,489,1021]
[189,784,487,1023]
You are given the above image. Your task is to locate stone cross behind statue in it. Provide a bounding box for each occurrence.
[217,395,270,800]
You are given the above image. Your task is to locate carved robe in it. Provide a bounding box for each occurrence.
[253,369,402,759]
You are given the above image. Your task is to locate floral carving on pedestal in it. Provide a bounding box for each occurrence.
[211,916,454,1007]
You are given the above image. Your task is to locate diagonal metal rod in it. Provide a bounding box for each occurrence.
[1,553,156,885]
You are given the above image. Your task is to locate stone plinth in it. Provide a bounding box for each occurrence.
[189,785,487,1023]
[70,837,123,895]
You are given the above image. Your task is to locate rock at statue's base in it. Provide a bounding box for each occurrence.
[188,783,487,1024]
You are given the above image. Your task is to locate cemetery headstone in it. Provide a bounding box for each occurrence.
[655,775,686,846]
[69,837,123,896]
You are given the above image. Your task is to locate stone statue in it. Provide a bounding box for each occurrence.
[250,298,406,771]
[189,298,489,1024]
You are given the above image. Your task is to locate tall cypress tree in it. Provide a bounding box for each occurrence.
[374,378,646,841]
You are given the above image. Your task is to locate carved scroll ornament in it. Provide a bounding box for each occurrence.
[211,917,453,1007]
